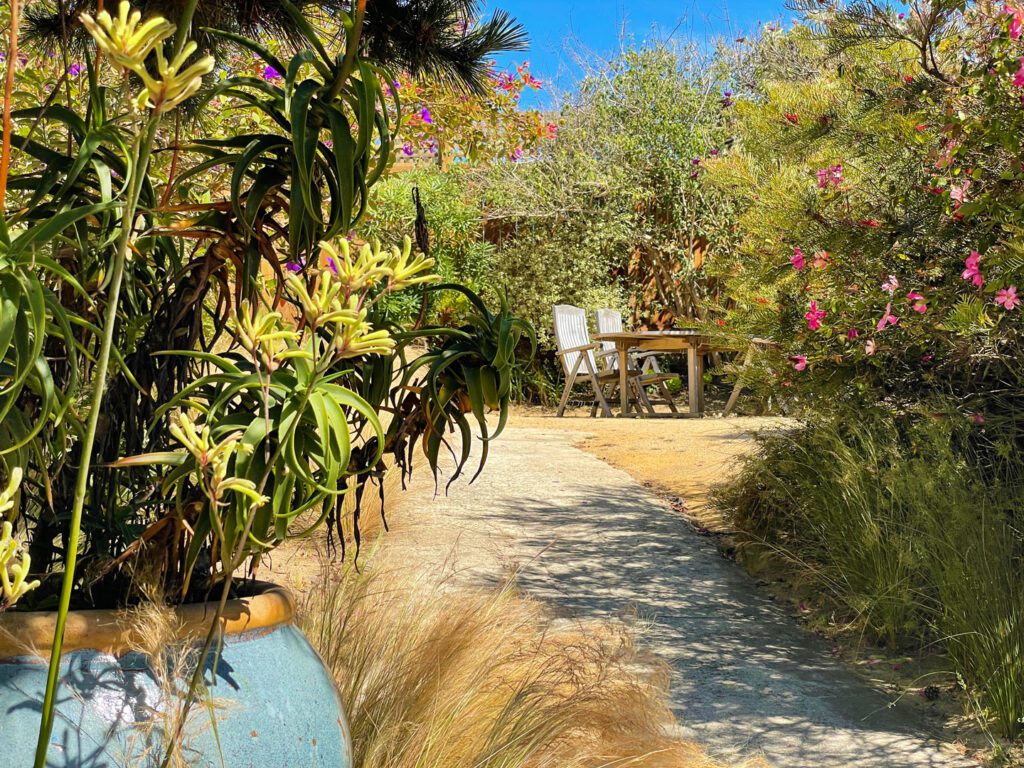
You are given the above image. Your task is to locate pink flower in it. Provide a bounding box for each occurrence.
[790,355,808,371]
[791,247,806,271]
[882,275,900,293]
[812,251,829,269]
[847,328,859,340]
[962,250,984,287]
[949,180,971,205]
[1006,5,1024,39]
[906,291,928,313]
[995,285,1021,310]
[805,300,826,330]
[972,413,986,425]
[876,303,899,330]
[816,164,843,189]
[1013,57,1024,88]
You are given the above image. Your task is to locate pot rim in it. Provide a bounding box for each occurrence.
[0,581,294,659]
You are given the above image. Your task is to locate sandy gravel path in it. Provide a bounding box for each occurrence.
[375,415,975,768]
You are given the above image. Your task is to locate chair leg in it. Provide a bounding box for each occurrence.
[556,375,576,417]
[589,375,613,417]
[636,380,656,415]
[658,380,679,413]
[724,344,756,416]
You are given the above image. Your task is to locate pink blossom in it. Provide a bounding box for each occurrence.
[962,250,984,287]
[906,291,928,313]
[972,413,986,425]
[816,164,843,189]
[789,355,808,371]
[876,303,899,330]
[805,300,826,330]
[1013,57,1024,88]
[847,328,859,340]
[1006,5,1024,39]
[790,247,806,271]
[995,285,1021,310]
[881,275,900,293]
[949,180,971,205]
[812,251,829,269]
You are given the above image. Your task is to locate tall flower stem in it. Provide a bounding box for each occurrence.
[33,113,161,768]
[0,0,22,210]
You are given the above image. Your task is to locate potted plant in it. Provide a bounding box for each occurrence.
[0,1,532,765]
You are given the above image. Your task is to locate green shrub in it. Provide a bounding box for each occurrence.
[716,407,1024,737]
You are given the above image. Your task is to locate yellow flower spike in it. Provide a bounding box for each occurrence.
[386,236,439,290]
[332,296,395,358]
[0,521,40,608]
[320,239,390,293]
[79,1,175,73]
[169,412,208,460]
[137,42,215,113]
[232,301,300,371]
[0,467,23,518]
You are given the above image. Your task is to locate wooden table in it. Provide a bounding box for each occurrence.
[592,330,722,418]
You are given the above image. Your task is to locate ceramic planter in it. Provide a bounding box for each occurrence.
[0,583,351,767]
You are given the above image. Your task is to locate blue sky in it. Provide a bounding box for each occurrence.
[485,0,789,106]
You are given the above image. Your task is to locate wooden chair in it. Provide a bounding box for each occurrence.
[553,304,647,417]
[594,308,679,414]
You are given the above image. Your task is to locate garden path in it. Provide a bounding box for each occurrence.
[378,415,976,768]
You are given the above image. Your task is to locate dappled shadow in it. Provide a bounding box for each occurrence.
[412,427,972,767]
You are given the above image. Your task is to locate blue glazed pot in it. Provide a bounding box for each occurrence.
[0,584,352,768]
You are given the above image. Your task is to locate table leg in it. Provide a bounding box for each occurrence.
[687,346,704,416]
[618,345,629,416]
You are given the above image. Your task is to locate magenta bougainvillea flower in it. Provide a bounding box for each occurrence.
[789,355,808,371]
[847,328,859,340]
[420,107,433,124]
[262,65,281,80]
[995,285,1021,309]
[816,164,843,189]
[1006,5,1024,39]
[881,275,900,293]
[962,250,984,287]
[805,300,826,330]
[906,291,928,313]
[876,303,899,330]
[949,180,971,205]
[791,247,806,271]
[1014,57,1024,87]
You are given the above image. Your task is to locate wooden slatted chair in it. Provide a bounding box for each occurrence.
[594,308,680,414]
[553,304,646,417]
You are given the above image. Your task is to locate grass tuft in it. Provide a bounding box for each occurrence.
[301,556,763,768]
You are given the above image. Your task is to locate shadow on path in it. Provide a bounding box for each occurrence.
[391,426,974,768]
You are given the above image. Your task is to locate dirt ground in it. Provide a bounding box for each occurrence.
[512,407,791,532]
